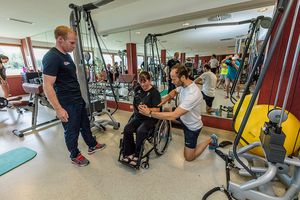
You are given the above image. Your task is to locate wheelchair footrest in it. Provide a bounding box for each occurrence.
[118,159,140,170]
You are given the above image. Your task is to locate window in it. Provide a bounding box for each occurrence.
[114,54,122,66]
[0,45,25,75]
[137,55,144,69]
[33,47,49,71]
[114,53,127,71]
[103,53,113,66]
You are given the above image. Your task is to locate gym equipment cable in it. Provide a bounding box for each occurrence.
[69,0,119,116]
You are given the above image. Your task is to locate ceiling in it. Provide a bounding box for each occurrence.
[0,0,276,56]
[0,0,139,39]
[98,5,275,56]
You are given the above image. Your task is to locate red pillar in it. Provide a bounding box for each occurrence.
[180,53,186,64]
[161,49,166,66]
[20,39,29,68]
[26,37,37,71]
[194,54,199,69]
[258,0,300,120]
[126,43,137,78]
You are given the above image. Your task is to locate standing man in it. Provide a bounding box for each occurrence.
[43,26,106,167]
[208,54,219,74]
[139,64,218,162]
[166,52,180,94]
[194,64,217,113]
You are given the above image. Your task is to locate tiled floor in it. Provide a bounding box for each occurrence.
[0,106,297,200]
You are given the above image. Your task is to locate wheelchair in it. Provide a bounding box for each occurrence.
[118,116,171,170]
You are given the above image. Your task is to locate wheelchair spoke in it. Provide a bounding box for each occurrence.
[154,120,171,155]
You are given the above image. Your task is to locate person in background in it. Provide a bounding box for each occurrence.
[194,64,217,113]
[222,55,241,99]
[106,63,114,82]
[0,54,10,98]
[166,52,180,94]
[43,25,106,167]
[114,62,120,81]
[216,62,228,89]
[185,57,195,80]
[208,54,219,74]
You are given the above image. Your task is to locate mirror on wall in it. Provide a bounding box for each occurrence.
[120,5,275,119]
[28,4,275,119]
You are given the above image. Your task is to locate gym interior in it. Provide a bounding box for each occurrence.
[0,0,300,199]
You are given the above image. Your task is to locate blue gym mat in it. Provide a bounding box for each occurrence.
[0,147,37,176]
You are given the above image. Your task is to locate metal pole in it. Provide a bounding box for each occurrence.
[279,36,300,126]
[144,34,150,71]
[154,19,253,37]
[69,5,94,119]
[150,35,157,87]
[87,12,119,115]
[82,0,113,11]
[274,0,300,108]
[154,36,162,88]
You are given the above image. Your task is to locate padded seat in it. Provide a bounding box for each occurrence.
[22,83,43,94]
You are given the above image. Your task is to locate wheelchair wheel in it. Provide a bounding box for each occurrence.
[154,120,171,156]
[141,161,149,169]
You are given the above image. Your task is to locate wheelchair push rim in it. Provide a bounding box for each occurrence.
[154,120,171,156]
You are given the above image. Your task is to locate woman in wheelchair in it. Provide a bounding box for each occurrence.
[121,71,161,166]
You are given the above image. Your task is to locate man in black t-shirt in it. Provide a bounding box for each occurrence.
[121,71,161,166]
[43,26,106,167]
[167,52,180,93]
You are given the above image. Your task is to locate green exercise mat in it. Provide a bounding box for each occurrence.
[0,147,37,176]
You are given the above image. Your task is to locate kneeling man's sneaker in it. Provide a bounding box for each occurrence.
[88,143,106,155]
[209,134,218,150]
[71,153,90,167]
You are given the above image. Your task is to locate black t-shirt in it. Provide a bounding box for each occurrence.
[167,59,180,78]
[133,85,161,119]
[42,47,83,105]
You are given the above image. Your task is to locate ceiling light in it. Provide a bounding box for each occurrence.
[182,22,190,26]
[135,31,141,34]
[258,8,268,12]
[208,14,231,22]
[7,18,35,25]
[160,40,167,43]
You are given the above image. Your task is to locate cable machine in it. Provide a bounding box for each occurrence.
[204,0,300,199]
[69,0,120,131]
